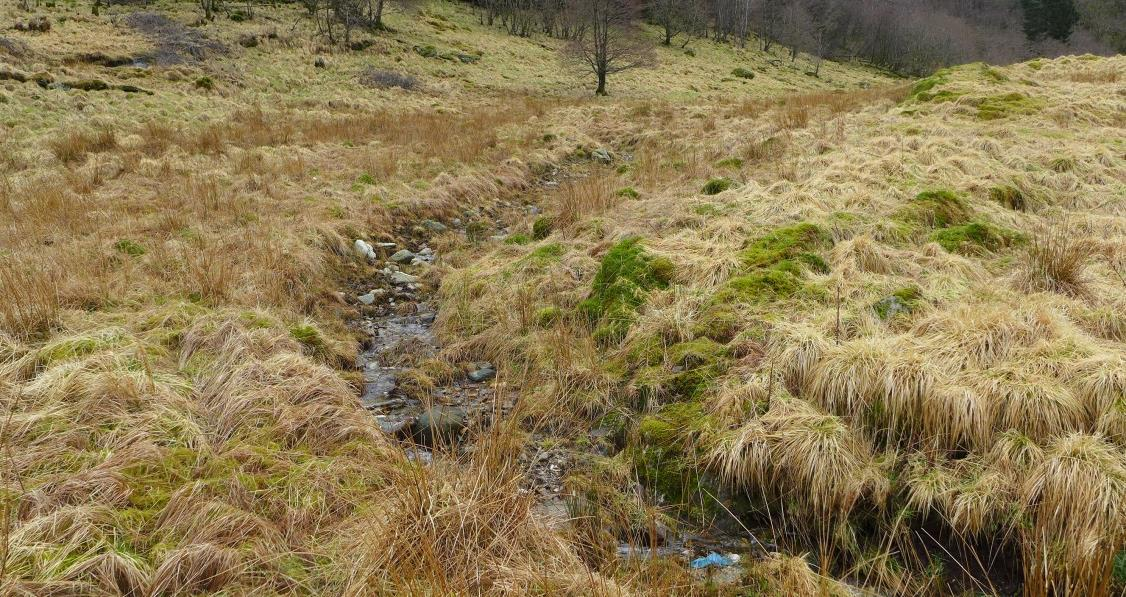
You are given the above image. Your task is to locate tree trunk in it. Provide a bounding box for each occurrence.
[596,69,607,95]
[373,0,384,28]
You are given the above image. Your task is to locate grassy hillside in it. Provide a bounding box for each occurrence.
[1,0,1123,594]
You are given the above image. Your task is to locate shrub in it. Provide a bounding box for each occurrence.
[532,216,554,240]
[732,67,755,80]
[358,67,419,90]
[413,45,438,58]
[194,76,214,90]
[702,177,733,195]
[114,239,146,257]
[1018,223,1093,297]
[615,187,640,199]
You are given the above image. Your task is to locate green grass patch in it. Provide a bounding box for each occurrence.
[114,239,146,257]
[731,67,755,80]
[504,233,531,245]
[715,157,744,169]
[615,186,640,199]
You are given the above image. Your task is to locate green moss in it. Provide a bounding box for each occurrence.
[713,263,806,304]
[988,185,1026,211]
[740,222,831,270]
[579,238,674,344]
[872,286,923,320]
[981,65,1009,82]
[522,242,566,267]
[615,186,640,199]
[356,173,376,185]
[666,339,729,397]
[908,70,951,101]
[289,323,325,349]
[114,238,146,257]
[701,177,733,195]
[716,157,744,169]
[534,305,563,327]
[633,402,713,508]
[731,67,755,80]
[691,304,740,342]
[905,189,972,228]
[532,216,554,240]
[930,221,1025,254]
[977,92,1045,120]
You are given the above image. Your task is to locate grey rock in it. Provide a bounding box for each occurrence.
[468,367,496,382]
[874,296,909,320]
[411,405,468,446]
[452,218,463,228]
[592,148,612,163]
[358,292,376,305]
[354,239,376,260]
[527,205,542,215]
[422,219,447,232]
[418,247,434,256]
[390,249,415,263]
[390,271,419,285]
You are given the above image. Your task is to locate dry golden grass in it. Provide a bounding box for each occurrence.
[1,0,1123,592]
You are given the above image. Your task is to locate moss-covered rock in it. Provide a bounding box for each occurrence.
[579,238,674,344]
[930,221,1025,254]
[872,286,923,320]
[904,189,972,228]
[633,402,714,510]
[740,222,831,270]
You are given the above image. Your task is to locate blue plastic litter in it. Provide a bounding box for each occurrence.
[690,552,734,569]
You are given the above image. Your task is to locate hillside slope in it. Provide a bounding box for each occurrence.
[1,0,1123,594]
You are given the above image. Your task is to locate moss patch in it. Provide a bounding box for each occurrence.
[903,189,972,228]
[702,177,733,195]
[930,221,1025,254]
[988,185,1026,211]
[740,222,831,270]
[579,238,674,344]
[976,93,1045,120]
[633,401,713,508]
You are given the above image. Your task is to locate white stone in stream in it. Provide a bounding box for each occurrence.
[390,271,419,285]
[354,239,376,260]
[390,249,415,263]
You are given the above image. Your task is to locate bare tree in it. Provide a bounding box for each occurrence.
[563,0,654,95]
